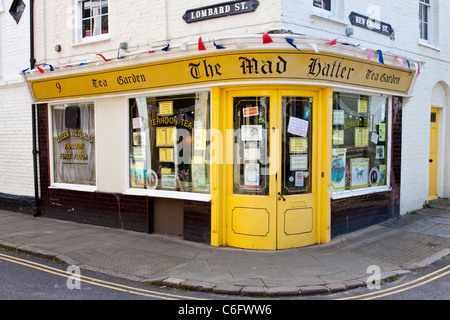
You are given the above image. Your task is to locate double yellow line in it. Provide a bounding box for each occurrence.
[0,252,206,300]
[337,263,450,300]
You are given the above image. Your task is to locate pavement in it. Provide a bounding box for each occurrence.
[0,199,449,297]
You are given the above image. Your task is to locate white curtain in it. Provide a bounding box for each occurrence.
[52,104,95,185]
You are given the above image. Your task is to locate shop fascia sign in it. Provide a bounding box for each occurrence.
[28,50,415,102]
[183,0,259,23]
[349,11,394,37]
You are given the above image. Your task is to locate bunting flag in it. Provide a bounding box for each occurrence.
[147,49,155,53]
[326,38,339,46]
[36,65,45,74]
[377,50,384,64]
[21,68,29,74]
[96,54,111,62]
[198,37,206,50]
[285,38,301,51]
[44,64,54,71]
[342,42,360,48]
[367,49,373,61]
[262,32,273,44]
[213,41,226,49]
[161,43,170,51]
[397,56,406,69]
[414,62,421,78]
[406,60,412,75]
[308,43,319,53]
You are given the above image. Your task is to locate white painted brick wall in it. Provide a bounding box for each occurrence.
[0,0,34,197]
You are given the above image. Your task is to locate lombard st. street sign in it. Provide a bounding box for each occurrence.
[183,0,260,23]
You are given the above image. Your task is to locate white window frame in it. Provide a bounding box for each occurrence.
[75,0,110,45]
[48,102,98,193]
[330,90,393,200]
[419,0,432,42]
[311,0,346,25]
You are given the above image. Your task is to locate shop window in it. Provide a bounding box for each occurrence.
[80,0,108,39]
[331,93,388,193]
[51,103,96,186]
[129,92,210,194]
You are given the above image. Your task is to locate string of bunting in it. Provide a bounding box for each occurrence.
[22,33,420,78]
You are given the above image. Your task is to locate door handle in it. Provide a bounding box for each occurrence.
[429,159,433,163]
[278,192,286,201]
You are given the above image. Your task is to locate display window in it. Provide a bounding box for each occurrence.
[331,92,389,193]
[51,103,96,186]
[129,92,210,194]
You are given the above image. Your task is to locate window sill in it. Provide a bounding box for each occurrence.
[331,185,392,200]
[310,8,347,25]
[73,34,111,47]
[125,188,212,202]
[418,39,440,52]
[50,183,97,193]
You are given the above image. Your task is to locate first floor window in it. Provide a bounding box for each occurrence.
[331,93,389,193]
[129,92,210,194]
[80,0,108,39]
[313,0,331,11]
[52,103,96,185]
[419,0,431,41]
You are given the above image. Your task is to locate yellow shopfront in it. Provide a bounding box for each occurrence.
[27,49,414,250]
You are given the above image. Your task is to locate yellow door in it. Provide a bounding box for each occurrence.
[225,89,320,250]
[429,107,439,200]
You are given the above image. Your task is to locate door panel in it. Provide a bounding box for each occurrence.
[226,91,277,250]
[277,92,317,249]
[226,89,318,250]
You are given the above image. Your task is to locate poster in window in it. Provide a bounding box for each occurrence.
[354,128,369,147]
[350,158,369,187]
[241,125,262,141]
[358,99,368,114]
[289,137,308,153]
[156,127,176,147]
[332,130,344,145]
[161,174,176,188]
[194,128,207,151]
[287,116,309,137]
[333,110,345,125]
[378,123,386,142]
[133,132,144,146]
[244,163,260,186]
[159,148,173,162]
[376,146,385,159]
[290,154,308,171]
[332,148,346,190]
[158,101,173,116]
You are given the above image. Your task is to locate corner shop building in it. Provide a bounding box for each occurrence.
[26,44,416,250]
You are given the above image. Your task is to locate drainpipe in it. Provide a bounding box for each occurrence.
[30,0,40,217]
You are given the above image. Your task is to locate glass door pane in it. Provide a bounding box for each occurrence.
[233,97,270,195]
[281,97,313,195]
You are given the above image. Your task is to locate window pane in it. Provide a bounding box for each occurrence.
[129,93,210,194]
[82,18,91,38]
[232,97,270,196]
[313,0,331,11]
[282,97,313,195]
[52,104,96,185]
[331,93,388,192]
[101,15,108,34]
